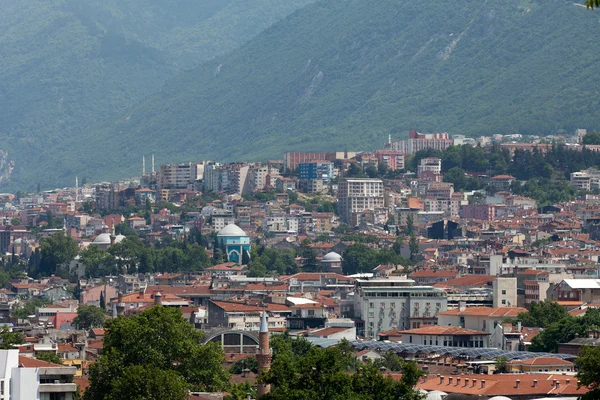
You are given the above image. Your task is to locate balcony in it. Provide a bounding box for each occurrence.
[39,383,77,393]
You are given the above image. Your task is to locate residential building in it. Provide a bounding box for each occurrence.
[460,204,497,221]
[158,163,195,190]
[337,178,385,225]
[417,157,442,178]
[437,306,527,345]
[489,175,515,192]
[492,277,517,307]
[388,130,454,154]
[353,277,447,339]
[206,301,290,331]
[374,150,405,171]
[299,162,334,182]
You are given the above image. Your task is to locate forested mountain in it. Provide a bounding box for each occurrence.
[65,0,600,185]
[0,0,315,189]
[7,0,600,188]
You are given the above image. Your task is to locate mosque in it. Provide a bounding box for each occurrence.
[216,223,251,263]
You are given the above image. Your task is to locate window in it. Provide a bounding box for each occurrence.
[409,336,412,343]
[502,299,506,305]
[369,302,374,308]
[307,309,315,316]
[502,289,506,295]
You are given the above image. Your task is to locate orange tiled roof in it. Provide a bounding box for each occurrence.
[437,306,527,317]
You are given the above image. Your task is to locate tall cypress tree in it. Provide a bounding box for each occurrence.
[99,291,106,310]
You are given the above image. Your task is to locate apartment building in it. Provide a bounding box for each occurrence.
[353,277,447,339]
[389,130,454,154]
[337,178,385,225]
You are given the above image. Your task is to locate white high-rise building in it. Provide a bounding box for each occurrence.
[337,178,385,225]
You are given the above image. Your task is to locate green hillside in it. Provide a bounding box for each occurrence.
[0,0,314,189]
[68,0,600,185]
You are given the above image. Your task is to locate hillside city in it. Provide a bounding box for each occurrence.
[0,130,599,398]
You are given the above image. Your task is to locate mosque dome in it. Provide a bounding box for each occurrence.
[322,252,342,262]
[217,224,247,237]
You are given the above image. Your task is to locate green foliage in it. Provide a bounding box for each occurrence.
[226,381,257,400]
[342,243,407,275]
[73,305,105,330]
[11,298,51,320]
[229,356,259,374]
[65,0,600,190]
[374,351,404,372]
[85,307,229,400]
[248,246,297,277]
[0,326,25,349]
[37,232,79,277]
[36,352,62,365]
[529,307,600,352]
[576,345,600,400]
[493,356,508,374]
[262,335,424,400]
[80,246,115,278]
[0,0,316,190]
[517,300,569,328]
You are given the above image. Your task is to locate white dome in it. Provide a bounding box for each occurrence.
[426,391,447,400]
[115,234,126,243]
[92,233,112,245]
[217,224,247,237]
[489,397,512,400]
[322,252,342,262]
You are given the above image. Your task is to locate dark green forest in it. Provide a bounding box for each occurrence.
[64,0,600,187]
[0,0,315,190]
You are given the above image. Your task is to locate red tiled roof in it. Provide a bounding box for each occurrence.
[508,357,573,366]
[210,301,290,313]
[19,356,62,368]
[438,306,527,317]
[309,327,350,337]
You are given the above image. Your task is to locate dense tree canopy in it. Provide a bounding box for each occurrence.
[37,232,79,277]
[576,345,600,400]
[529,308,600,352]
[261,335,424,400]
[85,306,229,400]
[73,305,105,330]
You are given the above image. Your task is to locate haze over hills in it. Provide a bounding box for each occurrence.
[65,0,600,185]
[0,0,315,189]
[5,0,600,189]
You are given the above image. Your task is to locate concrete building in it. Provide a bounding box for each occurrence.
[374,150,405,171]
[337,178,385,225]
[437,306,527,345]
[158,162,195,190]
[492,277,518,308]
[353,277,447,339]
[417,157,442,178]
[389,130,454,154]
[0,350,77,400]
[299,162,334,182]
[203,163,250,195]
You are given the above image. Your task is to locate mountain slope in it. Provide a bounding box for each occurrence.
[72,0,600,184]
[0,0,315,189]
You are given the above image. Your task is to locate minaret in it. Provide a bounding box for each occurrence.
[143,156,146,175]
[75,176,79,202]
[152,154,155,174]
[257,310,272,398]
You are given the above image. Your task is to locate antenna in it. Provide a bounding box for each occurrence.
[143,156,146,175]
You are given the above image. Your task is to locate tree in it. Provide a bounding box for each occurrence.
[38,232,79,277]
[261,335,424,400]
[392,236,405,256]
[80,246,114,278]
[11,298,50,320]
[226,381,257,400]
[0,326,25,349]
[493,356,508,373]
[374,351,404,372]
[241,250,250,265]
[583,132,600,145]
[229,356,259,374]
[85,306,229,400]
[409,233,419,262]
[36,352,62,365]
[588,0,600,8]
[73,305,105,330]
[576,345,600,399]
[517,300,569,328]
[99,291,106,310]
